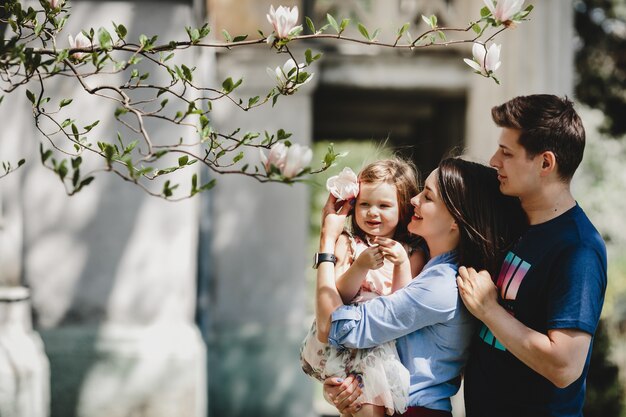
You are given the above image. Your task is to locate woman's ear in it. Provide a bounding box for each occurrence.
[450,220,459,231]
[540,151,557,176]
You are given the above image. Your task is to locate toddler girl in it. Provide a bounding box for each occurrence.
[301,158,427,417]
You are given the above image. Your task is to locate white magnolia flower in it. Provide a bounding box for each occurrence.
[68,32,92,59]
[49,0,63,8]
[266,58,314,95]
[281,144,312,179]
[260,142,288,173]
[326,167,359,201]
[267,5,301,39]
[464,42,501,76]
[483,0,525,23]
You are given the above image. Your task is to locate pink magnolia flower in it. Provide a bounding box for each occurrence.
[281,144,312,179]
[260,142,288,173]
[266,5,301,39]
[68,32,92,59]
[326,167,359,201]
[49,0,63,8]
[483,0,525,23]
[266,58,314,95]
[464,42,501,76]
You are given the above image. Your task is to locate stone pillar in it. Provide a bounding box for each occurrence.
[465,0,575,160]
[1,1,209,417]
[201,48,316,417]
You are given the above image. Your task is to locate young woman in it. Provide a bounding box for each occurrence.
[314,158,526,417]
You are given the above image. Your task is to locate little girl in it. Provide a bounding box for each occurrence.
[301,158,427,417]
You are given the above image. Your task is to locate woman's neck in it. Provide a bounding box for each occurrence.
[425,234,458,259]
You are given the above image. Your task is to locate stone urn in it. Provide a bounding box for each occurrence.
[0,286,50,417]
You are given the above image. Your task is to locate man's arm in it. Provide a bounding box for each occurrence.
[457,266,591,388]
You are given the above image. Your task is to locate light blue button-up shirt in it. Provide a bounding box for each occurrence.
[328,250,476,412]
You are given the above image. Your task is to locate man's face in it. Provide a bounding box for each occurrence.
[489,127,543,198]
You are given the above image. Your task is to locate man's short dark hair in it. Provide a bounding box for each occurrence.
[491,94,585,181]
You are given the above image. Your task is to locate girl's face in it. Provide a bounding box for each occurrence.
[408,169,457,248]
[354,181,400,239]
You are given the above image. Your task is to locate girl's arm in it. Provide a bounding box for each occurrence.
[335,240,384,304]
[374,237,426,293]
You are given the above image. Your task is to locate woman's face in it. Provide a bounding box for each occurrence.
[408,169,457,245]
[354,181,400,239]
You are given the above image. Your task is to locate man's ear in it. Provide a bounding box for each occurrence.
[540,151,557,176]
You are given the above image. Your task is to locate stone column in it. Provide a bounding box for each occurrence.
[465,0,575,160]
[1,1,209,417]
[201,48,316,417]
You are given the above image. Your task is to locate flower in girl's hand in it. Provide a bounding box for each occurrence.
[326,167,359,201]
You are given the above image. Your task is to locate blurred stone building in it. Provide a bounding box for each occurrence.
[0,1,575,417]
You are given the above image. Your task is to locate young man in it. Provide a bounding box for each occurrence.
[457,94,607,417]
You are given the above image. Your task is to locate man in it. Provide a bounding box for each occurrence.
[457,94,607,417]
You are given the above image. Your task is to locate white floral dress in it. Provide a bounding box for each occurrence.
[300,236,410,416]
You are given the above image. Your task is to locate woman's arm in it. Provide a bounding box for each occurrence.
[315,195,352,343]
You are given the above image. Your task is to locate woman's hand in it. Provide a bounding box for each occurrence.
[320,194,352,248]
[374,237,409,266]
[322,375,363,415]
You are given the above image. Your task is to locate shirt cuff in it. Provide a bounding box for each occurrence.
[328,306,361,348]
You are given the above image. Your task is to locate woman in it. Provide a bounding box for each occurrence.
[314,158,526,416]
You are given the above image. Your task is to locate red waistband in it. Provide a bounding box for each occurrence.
[394,406,453,417]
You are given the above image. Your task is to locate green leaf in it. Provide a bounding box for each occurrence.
[327,14,339,33]
[480,6,491,18]
[178,155,189,166]
[57,160,68,180]
[181,64,193,82]
[71,156,82,169]
[248,96,260,107]
[306,16,316,34]
[472,23,482,34]
[357,23,370,40]
[421,14,431,26]
[397,23,410,38]
[233,34,248,42]
[71,123,79,141]
[233,152,244,164]
[371,28,380,41]
[26,89,35,104]
[340,18,350,33]
[222,77,234,93]
[98,27,113,50]
[114,23,127,39]
[40,144,53,163]
[17,159,25,167]
[59,98,73,108]
[305,48,313,65]
[222,29,232,42]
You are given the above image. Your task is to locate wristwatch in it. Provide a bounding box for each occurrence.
[313,252,337,269]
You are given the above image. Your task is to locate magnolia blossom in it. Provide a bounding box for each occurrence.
[267,5,301,39]
[260,142,288,172]
[326,167,359,201]
[281,144,312,179]
[49,0,63,8]
[483,0,524,23]
[464,42,501,76]
[266,58,314,95]
[68,32,92,59]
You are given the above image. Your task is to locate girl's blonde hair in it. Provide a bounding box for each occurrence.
[350,158,420,244]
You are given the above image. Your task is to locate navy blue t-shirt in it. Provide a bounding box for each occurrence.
[464,204,607,417]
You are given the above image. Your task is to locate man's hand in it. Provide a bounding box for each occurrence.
[374,237,409,266]
[322,375,363,415]
[354,246,384,270]
[456,266,500,321]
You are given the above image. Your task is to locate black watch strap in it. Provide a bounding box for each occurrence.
[313,252,337,269]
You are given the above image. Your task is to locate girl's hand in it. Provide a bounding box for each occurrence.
[374,237,409,266]
[354,246,384,270]
[320,194,351,245]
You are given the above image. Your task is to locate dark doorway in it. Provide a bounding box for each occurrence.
[313,86,467,175]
